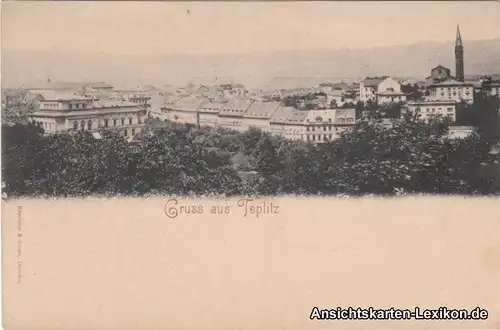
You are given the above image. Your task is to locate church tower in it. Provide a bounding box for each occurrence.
[455,25,464,82]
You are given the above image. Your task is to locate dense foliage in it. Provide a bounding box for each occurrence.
[2,108,500,198]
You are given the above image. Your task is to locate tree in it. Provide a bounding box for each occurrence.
[250,136,284,194]
[241,127,264,155]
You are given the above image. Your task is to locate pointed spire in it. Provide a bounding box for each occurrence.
[456,25,462,47]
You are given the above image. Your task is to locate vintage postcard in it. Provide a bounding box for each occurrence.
[2,1,500,330]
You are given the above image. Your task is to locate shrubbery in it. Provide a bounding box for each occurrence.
[2,109,500,198]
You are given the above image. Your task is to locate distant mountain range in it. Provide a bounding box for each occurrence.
[2,38,500,89]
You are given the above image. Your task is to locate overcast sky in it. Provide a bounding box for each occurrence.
[2,1,500,55]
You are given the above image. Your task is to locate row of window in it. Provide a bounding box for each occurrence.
[307,126,344,132]
[130,99,147,104]
[419,107,454,113]
[69,103,88,110]
[306,134,337,142]
[104,117,140,127]
[123,129,136,136]
[437,87,472,91]
[72,116,143,131]
[42,103,59,110]
[439,91,471,96]
[34,121,55,131]
[305,118,354,124]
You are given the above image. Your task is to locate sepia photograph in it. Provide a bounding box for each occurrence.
[2,2,500,330]
[2,1,500,198]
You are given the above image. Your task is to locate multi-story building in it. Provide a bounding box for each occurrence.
[303,109,356,143]
[359,76,388,103]
[478,76,500,97]
[198,101,225,128]
[429,79,474,104]
[164,96,204,125]
[376,77,407,104]
[282,109,308,141]
[241,101,281,133]
[114,89,151,106]
[403,100,457,122]
[151,95,357,144]
[269,106,295,136]
[360,76,407,104]
[28,94,148,138]
[217,99,254,132]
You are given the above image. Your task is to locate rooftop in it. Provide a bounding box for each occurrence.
[377,90,407,96]
[37,91,93,101]
[219,99,254,117]
[431,79,474,87]
[199,100,225,113]
[243,101,281,119]
[171,96,204,112]
[407,100,457,105]
[270,106,294,124]
[362,76,389,87]
[284,109,308,125]
[431,65,451,72]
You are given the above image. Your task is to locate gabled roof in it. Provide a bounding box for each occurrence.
[377,90,406,96]
[270,106,294,124]
[149,95,173,110]
[218,99,253,117]
[334,109,356,121]
[318,82,353,91]
[171,96,204,112]
[362,76,389,87]
[284,109,308,125]
[328,90,344,97]
[431,65,451,72]
[243,101,281,119]
[304,109,337,124]
[199,100,225,113]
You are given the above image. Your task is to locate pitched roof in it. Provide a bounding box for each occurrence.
[328,90,344,97]
[334,108,356,121]
[430,79,474,87]
[171,96,204,112]
[377,90,406,96]
[319,82,352,90]
[218,99,253,117]
[199,100,225,113]
[362,76,389,87]
[270,106,294,124]
[304,109,337,124]
[37,90,93,101]
[284,109,308,125]
[431,65,451,72]
[456,25,463,47]
[149,95,172,110]
[243,101,281,119]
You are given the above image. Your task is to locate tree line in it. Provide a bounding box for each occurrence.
[2,107,500,198]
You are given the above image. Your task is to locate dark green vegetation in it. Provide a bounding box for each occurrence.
[2,97,500,198]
